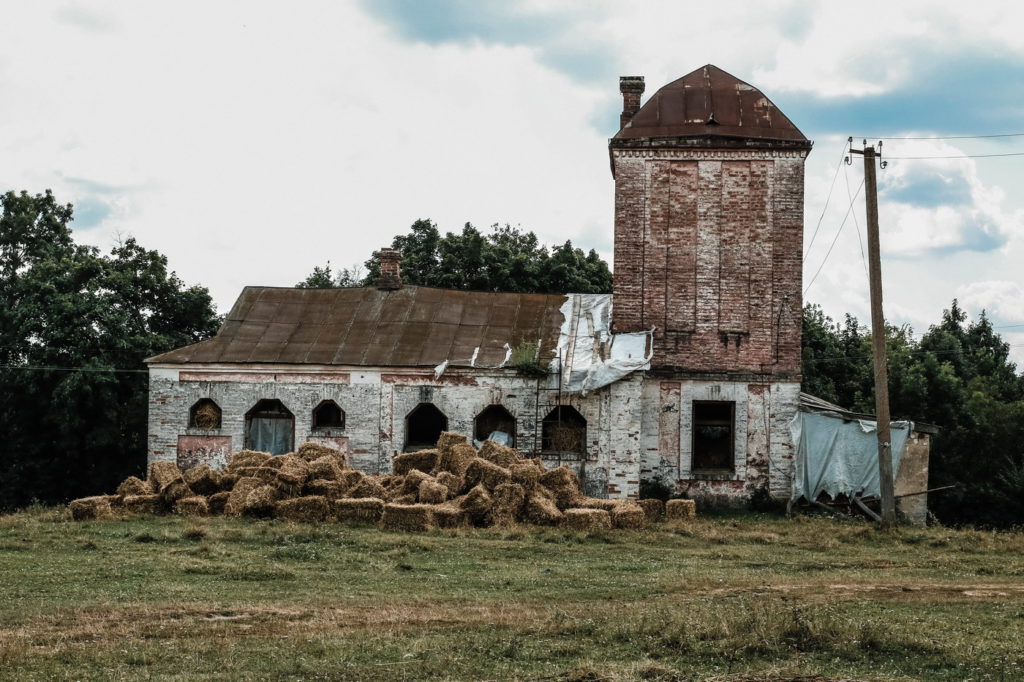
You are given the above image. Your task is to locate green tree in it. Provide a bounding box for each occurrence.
[355,219,612,294]
[0,190,220,509]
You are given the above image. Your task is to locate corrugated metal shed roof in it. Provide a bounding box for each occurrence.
[614,64,808,144]
[146,286,568,368]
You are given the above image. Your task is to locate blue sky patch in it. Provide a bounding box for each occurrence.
[70,195,111,230]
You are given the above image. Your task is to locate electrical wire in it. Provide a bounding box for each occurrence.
[844,164,869,282]
[885,152,1024,160]
[0,364,148,374]
[803,139,849,260]
[859,132,1024,141]
[803,178,865,296]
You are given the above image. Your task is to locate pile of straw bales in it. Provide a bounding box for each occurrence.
[68,434,696,531]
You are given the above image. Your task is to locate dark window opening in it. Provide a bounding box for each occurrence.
[692,401,735,472]
[312,400,345,429]
[245,399,294,455]
[542,405,586,454]
[189,398,221,429]
[474,405,516,447]
[405,403,448,451]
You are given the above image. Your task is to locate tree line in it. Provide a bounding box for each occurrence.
[3,191,1022,526]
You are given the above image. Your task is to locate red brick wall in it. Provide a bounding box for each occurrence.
[612,149,806,376]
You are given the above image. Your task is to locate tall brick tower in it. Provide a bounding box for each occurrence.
[611,65,811,376]
[613,66,812,502]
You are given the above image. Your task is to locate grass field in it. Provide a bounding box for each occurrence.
[0,507,1022,681]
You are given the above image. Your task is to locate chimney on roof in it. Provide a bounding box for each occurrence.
[375,248,402,290]
[619,76,645,129]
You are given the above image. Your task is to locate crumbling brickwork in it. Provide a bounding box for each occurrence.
[611,149,806,377]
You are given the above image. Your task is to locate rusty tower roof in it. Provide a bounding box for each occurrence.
[613,64,809,145]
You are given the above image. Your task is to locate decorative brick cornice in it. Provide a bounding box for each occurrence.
[611,147,809,161]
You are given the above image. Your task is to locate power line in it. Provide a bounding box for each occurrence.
[803,178,865,296]
[804,139,849,260]
[859,132,1024,141]
[804,343,1024,365]
[844,163,869,281]
[886,151,1024,160]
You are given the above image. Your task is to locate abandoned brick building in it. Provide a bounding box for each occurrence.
[146,65,815,504]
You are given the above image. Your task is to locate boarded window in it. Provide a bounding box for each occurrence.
[405,403,448,451]
[475,405,516,447]
[189,398,221,430]
[312,400,345,429]
[692,401,735,471]
[542,405,586,454]
[245,399,294,455]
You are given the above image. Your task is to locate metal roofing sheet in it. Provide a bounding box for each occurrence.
[147,285,570,368]
[614,64,808,143]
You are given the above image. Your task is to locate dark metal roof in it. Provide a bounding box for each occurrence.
[613,64,809,145]
[146,286,568,368]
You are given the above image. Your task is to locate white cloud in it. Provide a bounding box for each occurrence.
[957,281,1024,321]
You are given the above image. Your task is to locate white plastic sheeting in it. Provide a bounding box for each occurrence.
[789,410,913,501]
[551,294,653,394]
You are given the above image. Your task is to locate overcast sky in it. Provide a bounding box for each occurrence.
[3,1,1023,362]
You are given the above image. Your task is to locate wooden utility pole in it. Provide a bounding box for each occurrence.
[850,140,896,528]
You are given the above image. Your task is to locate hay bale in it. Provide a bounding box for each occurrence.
[217,472,239,492]
[392,493,417,505]
[665,499,697,521]
[305,479,347,500]
[340,469,365,489]
[308,456,343,481]
[334,497,384,524]
[579,498,622,512]
[539,466,586,510]
[116,476,151,497]
[262,456,286,470]
[380,503,436,532]
[274,455,311,496]
[175,496,209,517]
[610,503,647,530]
[562,508,612,531]
[183,464,220,495]
[510,463,540,490]
[435,471,463,497]
[464,458,512,491]
[436,431,469,454]
[148,461,183,490]
[225,476,262,516]
[487,482,526,526]
[393,449,439,476]
[275,496,330,523]
[349,477,387,500]
[638,498,665,523]
[243,485,280,517]
[207,491,230,515]
[458,484,493,523]
[431,503,466,528]
[436,442,477,477]
[228,450,272,470]
[418,480,448,504]
[402,469,434,495]
[478,440,521,468]
[69,496,113,521]
[122,494,163,515]
[159,479,193,506]
[252,466,280,484]
[524,495,563,526]
[297,442,348,467]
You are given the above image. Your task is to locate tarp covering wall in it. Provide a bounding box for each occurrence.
[789,411,913,501]
[551,294,653,394]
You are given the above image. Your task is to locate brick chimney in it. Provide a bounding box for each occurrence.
[375,248,402,290]
[619,76,645,129]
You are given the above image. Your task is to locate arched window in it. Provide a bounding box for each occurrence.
[542,405,587,454]
[474,405,516,447]
[312,400,345,429]
[405,403,448,451]
[245,399,294,455]
[189,398,222,429]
